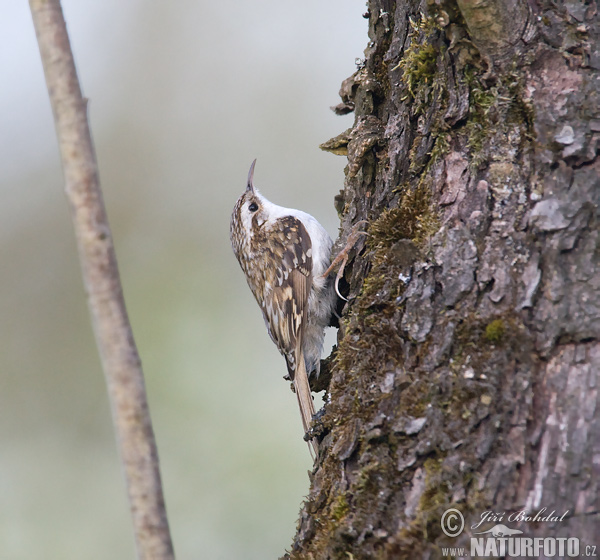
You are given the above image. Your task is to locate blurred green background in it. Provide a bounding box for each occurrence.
[0,2,366,559]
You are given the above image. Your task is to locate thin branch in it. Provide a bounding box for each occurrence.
[29,1,175,558]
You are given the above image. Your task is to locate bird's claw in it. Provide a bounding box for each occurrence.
[322,220,368,301]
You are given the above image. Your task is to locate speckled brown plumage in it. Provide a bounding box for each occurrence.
[230,161,336,458]
[233,215,312,375]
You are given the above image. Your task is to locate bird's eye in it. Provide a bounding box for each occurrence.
[248,202,259,212]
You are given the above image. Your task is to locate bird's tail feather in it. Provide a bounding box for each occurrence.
[294,346,318,459]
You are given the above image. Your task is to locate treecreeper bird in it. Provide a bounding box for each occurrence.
[230,160,336,458]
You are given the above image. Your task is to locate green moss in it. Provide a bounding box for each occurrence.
[415,454,457,544]
[424,456,443,476]
[369,183,438,252]
[485,319,505,343]
[462,64,534,170]
[398,42,437,99]
[331,494,350,521]
[334,174,440,387]
[467,70,498,114]
[428,131,450,166]
[333,182,440,340]
[394,14,452,177]
[397,379,431,418]
[395,15,443,115]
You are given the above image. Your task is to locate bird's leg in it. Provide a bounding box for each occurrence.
[322,220,368,301]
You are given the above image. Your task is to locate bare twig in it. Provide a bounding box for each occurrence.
[29,2,175,558]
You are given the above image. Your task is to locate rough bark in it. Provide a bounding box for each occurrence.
[30,2,174,558]
[288,0,600,557]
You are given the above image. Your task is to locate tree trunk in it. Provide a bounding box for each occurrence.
[287,0,600,557]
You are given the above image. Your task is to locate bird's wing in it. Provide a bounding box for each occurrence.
[259,215,312,372]
[257,215,318,457]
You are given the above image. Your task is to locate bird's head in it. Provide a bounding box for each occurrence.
[230,159,270,253]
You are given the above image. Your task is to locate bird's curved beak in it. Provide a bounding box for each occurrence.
[247,159,257,193]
